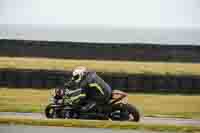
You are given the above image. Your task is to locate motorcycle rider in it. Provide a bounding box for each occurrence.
[64,66,112,112]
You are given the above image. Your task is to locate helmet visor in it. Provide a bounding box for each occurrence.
[72,74,81,83]
[72,75,79,80]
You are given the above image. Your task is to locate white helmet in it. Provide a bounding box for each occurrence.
[72,66,87,83]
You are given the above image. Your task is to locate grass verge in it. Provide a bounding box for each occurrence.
[1,57,200,75]
[0,88,200,119]
[0,117,200,133]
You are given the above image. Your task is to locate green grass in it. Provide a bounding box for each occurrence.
[1,88,200,119]
[0,117,200,133]
[1,57,200,75]
[129,93,200,119]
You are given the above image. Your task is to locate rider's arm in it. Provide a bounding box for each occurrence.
[64,88,86,104]
[66,88,84,97]
[63,79,77,88]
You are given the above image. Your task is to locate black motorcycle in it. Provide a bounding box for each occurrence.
[45,87,140,122]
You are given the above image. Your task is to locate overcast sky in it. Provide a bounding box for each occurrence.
[0,0,200,44]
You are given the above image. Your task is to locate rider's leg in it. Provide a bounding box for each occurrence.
[80,100,96,112]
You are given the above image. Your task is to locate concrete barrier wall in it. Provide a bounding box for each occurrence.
[1,39,200,62]
[0,69,200,93]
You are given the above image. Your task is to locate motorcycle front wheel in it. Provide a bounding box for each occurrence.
[45,104,63,119]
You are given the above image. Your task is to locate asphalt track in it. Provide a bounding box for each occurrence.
[0,112,200,126]
[0,124,176,133]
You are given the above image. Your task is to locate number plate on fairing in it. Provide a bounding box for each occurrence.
[113,97,128,104]
[111,90,128,104]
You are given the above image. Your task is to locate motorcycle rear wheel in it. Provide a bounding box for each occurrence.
[111,103,140,122]
[125,104,140,122]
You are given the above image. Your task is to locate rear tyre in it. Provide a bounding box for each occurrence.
[125,104,140,122]
[110,103,140,122]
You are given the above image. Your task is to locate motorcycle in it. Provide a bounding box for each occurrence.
[45,86,140,122]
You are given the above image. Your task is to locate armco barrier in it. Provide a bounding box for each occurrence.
[1,39,200,62]
[0,69,200,93]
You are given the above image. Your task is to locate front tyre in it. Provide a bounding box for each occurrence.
[45,104,56,118]
[45,104,63,118]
